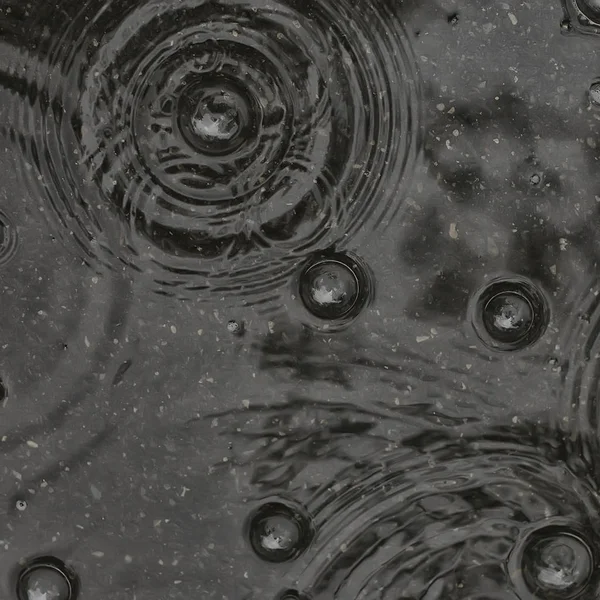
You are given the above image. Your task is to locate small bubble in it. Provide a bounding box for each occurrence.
[16,500,27,512]
[276,591,312,600]
[17,557,78,600]
[246,502,313,563]
[530,173,542,186]
[589,82,600,106]
[560,18,573,32]
[521,528,592,597]
[227,320,244,336]
[297,253,372,327]
[471,277,549,351]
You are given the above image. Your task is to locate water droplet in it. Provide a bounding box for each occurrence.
[577,0,600,21]
[589,82,600,106]
[227,320,244,336]
[297,253,373,328]
[470,276,549,351]
[560,18,573,32]
[0,210,18,266]
[177,77,254,156]
[246,501,313,563]
[16,500,27,512]
[17,557,79,600]
[520,528,592,597]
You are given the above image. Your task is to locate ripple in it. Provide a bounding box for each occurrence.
[558,280,600,434]
[0,209,18,266]
[271,425,600,600]
[4,0,421,302]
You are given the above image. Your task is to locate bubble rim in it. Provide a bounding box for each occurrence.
[468,274,550,352]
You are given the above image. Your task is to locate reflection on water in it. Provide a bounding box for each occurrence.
[2,0,600,598]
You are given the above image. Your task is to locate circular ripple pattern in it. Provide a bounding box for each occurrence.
[276,426,600,600]
[295,252,373,330]
[246,501,314,563]
[15,0,420,301]
[470,276,549,351]
[0,210,18,266]
[16,557,79,600]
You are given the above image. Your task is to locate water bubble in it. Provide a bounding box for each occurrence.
[246,501,313,563]
[518,528,593,598]
[15,500,27,512]
[560,18,573,32]
[296,252,373,329]
[589,82,600,106]
[530,173,542,186]
[227,320,244,336]
[276,591,311,600]
[576,0,600,21]
[470,276,549,351]
[0,210,18,266]
[12,0,421,303]
[16,557,79,600]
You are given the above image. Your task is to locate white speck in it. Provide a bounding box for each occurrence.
[84,336,90,348]
[436,103,445,111]
[559,238,568,251]
[449,223,459,239]
[197,329,203,336]
[125,555,133,563]
[90,484,102,500]
[242,399,250,409]
[508,12,518,25]
[416,336,430,343]
[340,543,348,552]
[550,264,557,275]
[26,440,38,449]
[170,325,177,334]
[92,551,104,558]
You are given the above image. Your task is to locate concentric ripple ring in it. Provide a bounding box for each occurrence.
[7,0,421,301]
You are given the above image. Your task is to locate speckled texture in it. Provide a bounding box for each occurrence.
[1,0,600,598]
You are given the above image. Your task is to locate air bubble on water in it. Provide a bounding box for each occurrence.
[589,82,600,106]
[246,501,313,563]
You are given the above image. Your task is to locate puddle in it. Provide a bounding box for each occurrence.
[2,0,600,598]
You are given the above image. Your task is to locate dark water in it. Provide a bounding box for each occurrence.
[2,0,600,598]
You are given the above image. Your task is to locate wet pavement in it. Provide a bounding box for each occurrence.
[2,0,600,598]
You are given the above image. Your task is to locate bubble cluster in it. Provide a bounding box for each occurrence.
[470,276,549,351]
[16,557,79,600]
[246,501,313,563]
[11,0,421,302]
